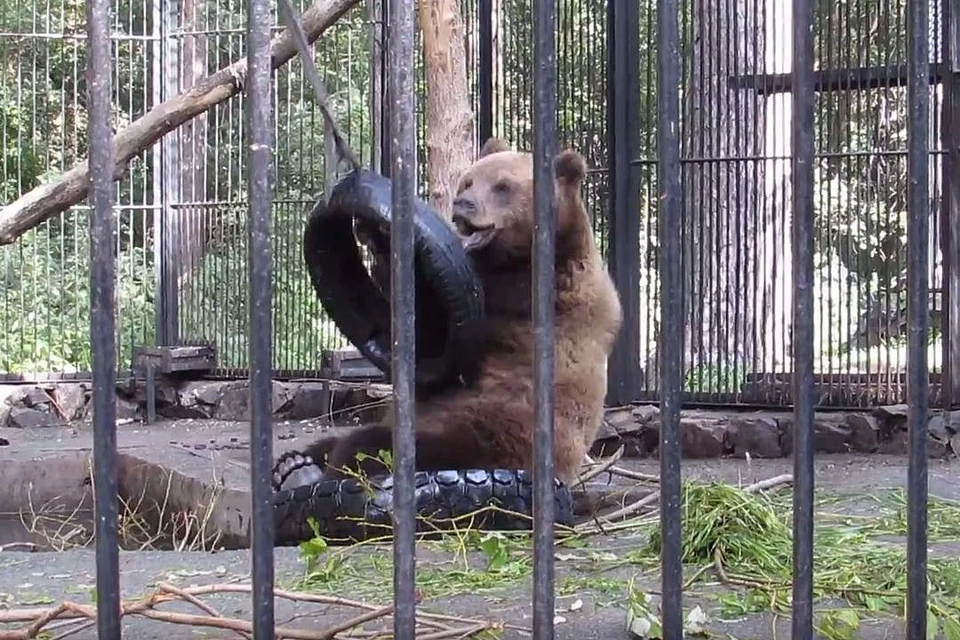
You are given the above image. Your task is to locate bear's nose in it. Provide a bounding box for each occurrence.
[452,197,476,215]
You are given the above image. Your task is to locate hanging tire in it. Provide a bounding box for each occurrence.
[303,169,487,393]
[272,468,576,546]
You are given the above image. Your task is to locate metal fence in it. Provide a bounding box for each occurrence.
[0,0,954,411]
[75,0,936,637]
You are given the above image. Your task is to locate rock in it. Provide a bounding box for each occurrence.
[605,408,640,434]
[23,386,55,408]
[878,428,909,455]
[178,382,223,418]
[731,416,783,458]
[216,383,251,421]
[846,414,880,452]
[813,419,851,453]
[927,414,951,441]
[196,383,225,407]
[7,406,65,429]
[56,383,88,421]
[631,404,660,424]
[116,396,140,421]
[278,383,333,420]
[946,410,960,435]
[951,434,960,457]
[593,419,620,442]
[873,404,909,421]
[681,419,727,458]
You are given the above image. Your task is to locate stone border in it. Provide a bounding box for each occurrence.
[593,404,960,459]
[0,378,391,428]
[1,379,957,459]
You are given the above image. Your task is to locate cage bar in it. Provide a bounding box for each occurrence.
[85,0,121,632]
[530,1,558,638]
[245,0,276,632]
[905,0,931,632]
[657,0,684,633]
[790,0,817,634]
[387,0,418,637]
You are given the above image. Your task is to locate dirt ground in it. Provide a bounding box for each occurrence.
[0,416,957,639]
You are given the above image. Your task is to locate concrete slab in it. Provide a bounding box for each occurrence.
[0,417,957,639]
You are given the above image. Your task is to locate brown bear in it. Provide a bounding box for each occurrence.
[278,137,622,488]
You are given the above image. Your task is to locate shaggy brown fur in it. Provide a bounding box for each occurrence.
[305,138,623,484]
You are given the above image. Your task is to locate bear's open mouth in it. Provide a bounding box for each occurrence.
[453,217,496,253]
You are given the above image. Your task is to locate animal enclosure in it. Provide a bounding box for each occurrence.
[0,0,942,638]
[0,0,954,409]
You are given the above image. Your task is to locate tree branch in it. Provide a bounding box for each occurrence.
[0,0,361,246]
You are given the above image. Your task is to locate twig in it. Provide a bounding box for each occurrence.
[0,583,489,640]
[157,582,251,640]
[743,473,793,494]
[577,447,625,485]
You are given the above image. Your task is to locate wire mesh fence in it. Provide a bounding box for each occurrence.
[0,0,156,377]
[0,0,951,409]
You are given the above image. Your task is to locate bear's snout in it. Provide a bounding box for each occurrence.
[452,197,477,217]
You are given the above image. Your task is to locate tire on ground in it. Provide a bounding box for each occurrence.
[272,469,576,546]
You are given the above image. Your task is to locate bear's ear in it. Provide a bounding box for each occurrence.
[554,148,586,188]
[478,137,511,158]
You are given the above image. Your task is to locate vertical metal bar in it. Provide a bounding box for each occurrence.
[790,0,816,634]
[159,0,181,346]
[151,0,164,345]
[906,0,931,631]
[605,0,642,405]
[246,0,275,632]
[368,0,384,171]
[387,0,417,637]
[940,0,960,412]
[380,0,393,178]
[531,1,557,638]
[85,0,120,633]
[657,0,684,633]
[478,0,494,144]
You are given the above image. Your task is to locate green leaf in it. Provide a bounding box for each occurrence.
[942,615,960,640]
[927,610,939,640]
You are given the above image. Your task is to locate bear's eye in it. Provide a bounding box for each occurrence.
[458,178,473,194]
[493,180,511,195]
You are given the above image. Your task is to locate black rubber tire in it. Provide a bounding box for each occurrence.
[273,469,575,546]
[303,169,487,393]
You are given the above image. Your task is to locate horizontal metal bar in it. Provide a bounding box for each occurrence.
[730,63,949,94]
[629,149,949,165]
[0,30,160,40]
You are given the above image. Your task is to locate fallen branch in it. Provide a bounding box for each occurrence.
[0,0,361,246]
[0,582,498,640]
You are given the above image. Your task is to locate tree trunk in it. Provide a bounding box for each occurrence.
[177,0,210,282]
[417,0,476,221]
[681,0,781,389]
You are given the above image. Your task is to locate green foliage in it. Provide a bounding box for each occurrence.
[0,0,938,380]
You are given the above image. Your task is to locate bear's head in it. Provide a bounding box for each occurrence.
[450,137,589,269]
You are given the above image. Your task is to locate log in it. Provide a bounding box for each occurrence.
[0,0,361,246]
